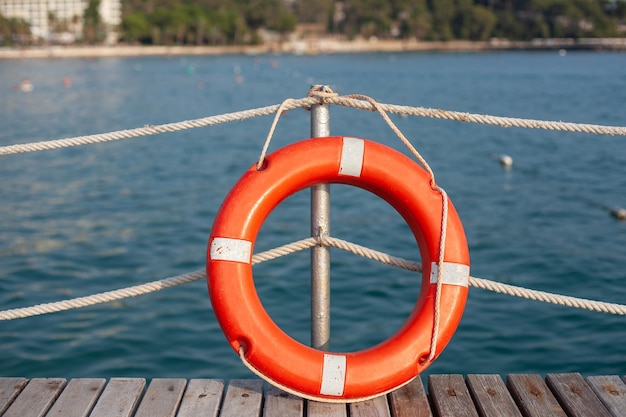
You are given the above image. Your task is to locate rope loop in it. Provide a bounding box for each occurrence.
[257,86,337,171]
[343,93,451,365]
[344,94,438,186]
[256,98,297,170]
[426,186,449,364]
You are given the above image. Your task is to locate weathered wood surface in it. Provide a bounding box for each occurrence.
[0,374,623,416]
[586,375,626,417]
[45,378,105,417]
[466,374,523,417]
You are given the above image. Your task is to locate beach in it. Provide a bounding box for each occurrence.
[1,37,626,59]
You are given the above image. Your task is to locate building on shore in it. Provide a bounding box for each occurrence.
[0,0,121,44]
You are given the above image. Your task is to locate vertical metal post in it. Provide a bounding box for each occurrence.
[310,98,331,351]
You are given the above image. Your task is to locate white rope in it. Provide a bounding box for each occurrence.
[428,188,448,364]
[0,270,205,320]
[326,237,626,315]
[2,95,625,157]
[256,86,339,170]
[343,93,450,365]
[325,96,626,136]
[0,98,318,156]
[0,238,317,320]
[469,276,626,315]
[322,237,421,271]
[2,236,626,320]
[256,98,298,170]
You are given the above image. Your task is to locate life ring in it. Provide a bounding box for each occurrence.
[207,136,469,402]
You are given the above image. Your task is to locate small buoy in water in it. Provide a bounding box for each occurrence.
[559,49,567,57]
[20,78,33,92]
[610,207,626,220]
[498,154,513,168]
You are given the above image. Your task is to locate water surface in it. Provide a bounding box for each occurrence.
[1,51,625,380]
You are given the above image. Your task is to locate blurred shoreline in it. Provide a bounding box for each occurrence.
[1,37,625,59]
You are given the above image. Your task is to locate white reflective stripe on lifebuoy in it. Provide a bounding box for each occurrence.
[210,238,252,263]
[339,137,364,177]
[429,262,470,287]
[319,354,347,396]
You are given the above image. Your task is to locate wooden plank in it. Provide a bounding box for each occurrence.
[429,374,479,417]
[176,379,224,417]
[506,374,567,417]
[133,378,186,417]
[586,375,626,417]
[263,384,304,417]
[0,377,28,415]
[89,378,146,417]
[388,378,433,417]
[466,374,523,417]
[45,378,106,417]
[349,394,390,417]
[219,379,263,417]
[307,400,347,417]
[2,378,66,417]
[546,373,612,417]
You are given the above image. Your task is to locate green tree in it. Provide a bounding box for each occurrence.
[117,0,626,45]
[453,0,474,38]
[0,13,32,44]
[492,10,526,39]
[236,0,282,29]
[83,0,104,43]
[214,8,247,44]
[169,5,190,44]
[339,0,393,38]
[293,0,333,25]
[430,0,456,40]
[389,0,431,39]
[467,5,497,40]
[121,12,152,43]
[271,11,297,34]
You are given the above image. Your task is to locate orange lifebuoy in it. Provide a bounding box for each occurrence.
[207,136,470,402]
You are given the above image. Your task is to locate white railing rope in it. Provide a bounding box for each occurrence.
[469,276,626,315]
[2,95,625,157]
[326,96,626,136]
[2,236,625,320]
[0,98,317,156]
[0,238,317,320]
[0,270,205,320]
[2,95,625,320]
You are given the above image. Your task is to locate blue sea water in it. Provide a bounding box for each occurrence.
[0,51,625,382]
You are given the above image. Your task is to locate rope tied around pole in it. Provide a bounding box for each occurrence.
[307,84,339,105]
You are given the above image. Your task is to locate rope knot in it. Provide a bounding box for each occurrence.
[308,85,338,105]
[314,226,328,246]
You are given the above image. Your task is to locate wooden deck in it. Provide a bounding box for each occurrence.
[1,374,625,417]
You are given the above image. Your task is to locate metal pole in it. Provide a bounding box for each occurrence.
[310,98,331,351]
